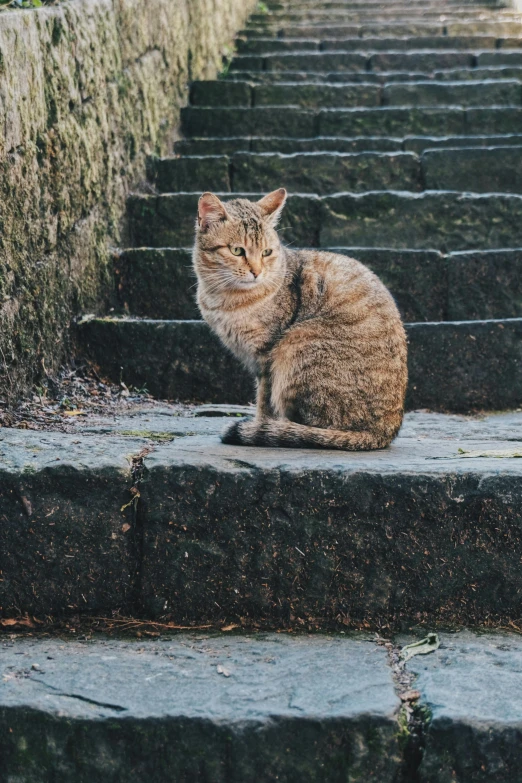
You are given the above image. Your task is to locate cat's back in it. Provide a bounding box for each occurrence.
[290,249,402,328]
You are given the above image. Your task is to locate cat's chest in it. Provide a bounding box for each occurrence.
[202,305,272,369]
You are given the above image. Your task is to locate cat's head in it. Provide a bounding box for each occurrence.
[194,189,287,290]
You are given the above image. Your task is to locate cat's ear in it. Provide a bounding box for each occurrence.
[197,192,228,231]
[257,188,287,226]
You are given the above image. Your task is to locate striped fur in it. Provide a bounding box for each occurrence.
[193,190,408,451]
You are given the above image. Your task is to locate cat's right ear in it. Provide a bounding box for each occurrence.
[197,192,228,232]
[257,188,287,227]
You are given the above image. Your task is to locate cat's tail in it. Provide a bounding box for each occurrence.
[221,418,398,451]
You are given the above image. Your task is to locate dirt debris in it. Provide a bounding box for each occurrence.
[0,361,191,433]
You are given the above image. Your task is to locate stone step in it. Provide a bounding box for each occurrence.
[114,247,522,323]
[181,106,522,139]
[0,635,402,782]
[80,315,522,410]
[246,12,521,27]
[173,132,522,155]
[189,79,522,109]
[151,151,423,194]
[191,79,382,107]
[3,631,522,782]
[128,190,522,250]
[224,66,522,82]
[268,1,512,7]
[229,50,522,72]
[4,409,522,623]
[235,36,508,54]
[243,16,522,31]
[242,22,522,37]
[149,146,522,195]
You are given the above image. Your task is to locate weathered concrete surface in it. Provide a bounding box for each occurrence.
[408,631,522,783]
[0,428,147,617]
[3,411,522,627]
[0,634,400,783]
[0,0,255,402]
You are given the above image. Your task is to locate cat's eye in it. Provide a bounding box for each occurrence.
[230,246,245,256]
[262,249,272,257]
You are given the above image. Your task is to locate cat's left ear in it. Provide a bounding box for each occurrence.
[198,192,228,231]
[258,188,287,227]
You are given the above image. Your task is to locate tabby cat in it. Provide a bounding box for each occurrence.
[193,188,407,450]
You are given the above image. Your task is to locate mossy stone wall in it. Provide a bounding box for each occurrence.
[0,0,254,400]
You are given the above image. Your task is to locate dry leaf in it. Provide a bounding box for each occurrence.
[121,523,131,533]
[62,410,86,417]
[221,624,239,632]
[216,665,231,677]
[400,690,421,702]
[0,617,35,629]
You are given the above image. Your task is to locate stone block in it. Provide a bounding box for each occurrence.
[410,632,522,783]
[370,51,475,71]
[253,82,381,108]
[149,155,231,193]
[0,636,401,782]
[231,151,421,193]
[319,107,466,138]
[320,191,522,251]
[114,249,199,320]
[0,430,144,616]
[190,80,253,107]
[181,106,318,138]
[383,80,522,107]
[447,249,522,320]
[422,146,522,193]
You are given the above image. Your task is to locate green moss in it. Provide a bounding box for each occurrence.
[0,0,256,403]
[119,430,179,442]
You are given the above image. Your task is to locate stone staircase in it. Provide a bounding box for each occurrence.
[3,1,522,780]
[79,0,522,414]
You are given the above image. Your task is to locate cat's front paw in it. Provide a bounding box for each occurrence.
[221,417,251,445]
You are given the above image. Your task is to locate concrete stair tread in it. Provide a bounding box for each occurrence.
[181,105,522,139]
[173,132,522,155]
[0,631,522,783]
[229,51,522,71]
[223,66,522,82]
[189,78,522,109]
[236,37,518,54]
[6,630,522,781]
[3,410,522,624]
[0,634,401,781]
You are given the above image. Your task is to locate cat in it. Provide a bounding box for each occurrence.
[193,188,407,450]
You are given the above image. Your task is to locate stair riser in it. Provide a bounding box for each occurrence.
[152,152,424,195]
[0,709,399,783]
[114,249,199,320]
[230,51,522,71]
[181,107,522,139]
[242,23,522,37]
[174,133,522,156]
[152,147,522,195]
[128,191,522,251]
[114,248,522,323]
[224,67,522,83]
[80,317,522,411]
[189,80,522,109]
[236,36,507,53]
